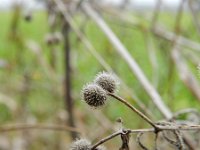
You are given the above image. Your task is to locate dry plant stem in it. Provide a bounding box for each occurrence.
[172,45,200,101]
[101,5,200,53]
[91,125,200,150]
[62,21,77,139]
[108,93,157,129]
[129,128,154,133]
[188,0,200,35]
[132,125,200,132]
[171,108,200,120]
[120,130,130,150]
[157,124,200,131]
[91,129,155,149]
[91,131,121,150]
[136,132,149,150]
[0,124,81,133]
[155,132,159,150]
[151,0,162,28]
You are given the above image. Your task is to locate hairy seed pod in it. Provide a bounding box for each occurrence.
[70,139,91,150]
[94,72,118,93]
[82,83,107,108]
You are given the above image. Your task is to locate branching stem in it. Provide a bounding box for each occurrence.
[108,93,157,129]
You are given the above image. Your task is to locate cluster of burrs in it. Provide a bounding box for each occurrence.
[69,72,117,150]
[81,72,156,128]
[70,71,157,150]
[82,72,118,108]
[68,71,200,150]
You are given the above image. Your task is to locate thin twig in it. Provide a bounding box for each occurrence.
[91,129,155,150]
[136,132,149,150]
[155,132,160,150]
[188,0,200,35]
[163,130,185,150]
[151,0,162,29]
[91,131,121,150]
[100,5,200,53]
[0,124,81,133]
[171,44,200,101]
[157,124,200,131]
[172,108,200,120]
[119,130,130,150]
[91,124,200,149]
[108,93,157,129]
[174,130,185,150]
[163,131,177,147]
[129,128,155,133]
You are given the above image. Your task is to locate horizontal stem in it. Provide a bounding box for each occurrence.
[91,125,200,149]
[0,123,81,133]
[129,128,155,133]
[157,124,200,131]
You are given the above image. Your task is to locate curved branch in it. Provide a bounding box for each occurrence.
[91,131,121,150]
[108,93,157,129]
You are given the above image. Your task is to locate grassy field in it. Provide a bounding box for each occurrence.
[0,9,200,149]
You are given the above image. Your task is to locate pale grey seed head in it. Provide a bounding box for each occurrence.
[70,139,91,150]
[94,72,118,93]
[82,83,107,108]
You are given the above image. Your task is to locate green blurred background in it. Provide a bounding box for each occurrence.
[0,0,200,149]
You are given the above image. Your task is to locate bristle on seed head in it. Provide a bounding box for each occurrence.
[94,72,119,93]
[70,139,91,150]
[70,138,106,150]
[82,83,107,108]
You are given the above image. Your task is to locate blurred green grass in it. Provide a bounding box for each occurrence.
[0,10,200,131]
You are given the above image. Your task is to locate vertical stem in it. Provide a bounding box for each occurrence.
[151,0,162,29]
[119,131,130,150]
[19,72,31,149]
[10,4,20,37]
[62,21,77,140]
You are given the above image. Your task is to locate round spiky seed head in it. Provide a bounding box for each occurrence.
[70,139,91,150]
[82,83,107,108]
[94,72,118,93]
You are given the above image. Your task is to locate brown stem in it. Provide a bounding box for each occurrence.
[91,124,200,149]
[108,93,157,129]
[157,124,200,131]
[0,124,81,133]
[62,21,78,140]
[91,131,121,150]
